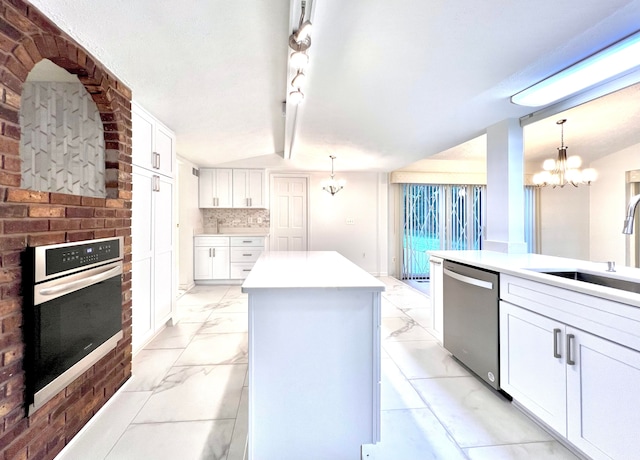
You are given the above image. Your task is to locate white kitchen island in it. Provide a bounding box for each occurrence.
[241,251,385,460]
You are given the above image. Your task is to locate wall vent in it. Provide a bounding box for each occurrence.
[192,168,199,177]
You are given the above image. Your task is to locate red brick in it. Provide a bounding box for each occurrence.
[0,203,27,217]
[65,207,93,218]
[93,228,115,239]
[105,199,124,209]
[21,38,42,65]
[1,280,21,298]
[80,196,105,207]
[3,85,21,109]
[4,54,28,82]
[50,192,81,205]
[80,218,104,229]
[0,17,22,41]
[66,231,94,242]
[4,122,20,140]
[0,170,20,187]
[0,267,19,283]
[2,345,23,367]
[0,68,23,94]
[12,44,35,70]
[2,154,21,171]
[0,235,26,251]
[26,9,61,35]
[5,189,48,203]
[4,219,48,233]
[49,218,81,231]
[94,208,116,218]
[0,251,21,267]
[0,298,20,317]
[28,205,65,218]
[6,0,29,14]
[27,232,65,247]
[0,134,20,155]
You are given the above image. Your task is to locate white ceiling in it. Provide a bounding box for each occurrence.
[28,0,640,172]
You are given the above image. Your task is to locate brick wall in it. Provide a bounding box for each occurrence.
[0,1,133,459]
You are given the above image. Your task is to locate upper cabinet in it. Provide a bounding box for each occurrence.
[199,168,265,209]
[132,102,175,177]
[232,169,264,208]
[199,168,233,208]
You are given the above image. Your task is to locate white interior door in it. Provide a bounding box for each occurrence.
[271,176,308,251]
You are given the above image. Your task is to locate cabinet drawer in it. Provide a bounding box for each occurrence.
[230,247,262,263]
[194,236,229,247]
[230,263,255,279]
[230,236,264,247]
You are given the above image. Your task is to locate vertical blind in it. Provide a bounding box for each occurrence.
[401,184,536,280]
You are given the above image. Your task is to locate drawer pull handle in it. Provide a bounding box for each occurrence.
[567,333,576,366]
[243,254,252,256]
[243,269,251,272]
[553,328,561,358]
[242,240,251,243]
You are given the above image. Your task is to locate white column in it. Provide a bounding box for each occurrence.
[484,119,528,254]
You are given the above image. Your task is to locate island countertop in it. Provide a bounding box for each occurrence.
[429,250,640,307]
[241,251,385,292]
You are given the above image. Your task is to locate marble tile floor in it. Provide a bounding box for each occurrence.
[56,278,581,460]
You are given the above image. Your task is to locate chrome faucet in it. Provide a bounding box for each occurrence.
[622,194,640,234]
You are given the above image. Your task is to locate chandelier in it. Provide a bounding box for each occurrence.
[322,155,345,196]
[532,119,597,188]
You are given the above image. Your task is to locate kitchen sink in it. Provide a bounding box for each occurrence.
[541,271,640,294]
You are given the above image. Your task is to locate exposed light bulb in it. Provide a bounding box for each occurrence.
[289,89,304,105]
[290,51,309,69]
[566,155,582,169]
[542,159,556,171]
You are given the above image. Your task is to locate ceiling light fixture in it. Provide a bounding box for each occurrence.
[287,2,313,105]
[512,30,640,107]
[322,155,345,196]
[532,119,597,188]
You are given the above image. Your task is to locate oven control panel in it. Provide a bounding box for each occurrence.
[44,238,122,276]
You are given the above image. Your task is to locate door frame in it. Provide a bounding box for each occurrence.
[269,173,310,251]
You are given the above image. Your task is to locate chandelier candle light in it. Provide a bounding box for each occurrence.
[322,155,345,196]
[532,119,597,188]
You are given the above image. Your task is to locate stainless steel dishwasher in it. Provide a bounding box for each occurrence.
[442,260,500,390]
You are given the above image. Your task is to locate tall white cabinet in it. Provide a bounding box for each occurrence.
[131,102,176,353]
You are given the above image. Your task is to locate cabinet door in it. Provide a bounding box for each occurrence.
[232,169,249,207]
[198,169,215,208]
[153,176,174,324]
[215,169,233,207]
[194,246,213,280]
[566,328,640,460]
[211,246,230,279]
[247,169,264,207]
[429,257,443,343]
[132,258,153,352]
[132,107,155,170]
[155,124,175,177]
[499,301,567,435]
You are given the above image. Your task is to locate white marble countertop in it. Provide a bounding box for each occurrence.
[242,251,385,293]
[194,232,269,237]
[429,250,640,307]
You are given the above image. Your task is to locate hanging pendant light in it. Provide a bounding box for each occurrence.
[321,155,345,196]
[532,119,597,188]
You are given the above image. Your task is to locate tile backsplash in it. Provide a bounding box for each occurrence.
[203,208,270,232]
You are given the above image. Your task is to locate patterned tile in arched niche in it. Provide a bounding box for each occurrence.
[20,81,106,198]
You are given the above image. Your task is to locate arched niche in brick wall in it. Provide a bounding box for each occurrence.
[19,58,107,197]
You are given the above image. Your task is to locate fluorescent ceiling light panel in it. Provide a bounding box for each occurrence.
[512,30,640,107]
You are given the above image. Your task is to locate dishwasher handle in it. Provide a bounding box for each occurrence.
[443,267,493,290]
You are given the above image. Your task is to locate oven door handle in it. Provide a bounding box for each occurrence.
[39,266,121,297]
[443,268,493,290]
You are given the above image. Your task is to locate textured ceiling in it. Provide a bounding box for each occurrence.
[28,0,640,172]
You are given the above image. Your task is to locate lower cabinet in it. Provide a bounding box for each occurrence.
[194,236,265,280]
[194,237,230,280]
[500,300,640,460]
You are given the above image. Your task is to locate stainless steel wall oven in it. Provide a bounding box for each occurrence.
[23,237,124,414]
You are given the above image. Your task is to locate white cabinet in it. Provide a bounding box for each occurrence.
[499,301,567,434]
[429,256,443,343]
[232,169,264,208]
[199,169,232,208]
[230,236,264,279]
[132,102,175,177]
[566,327,640,460]
[198,168,265,208]
[500,281,640,460]
[194,236,230,280]
[131,166,175,352]
[131,102,176,353]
